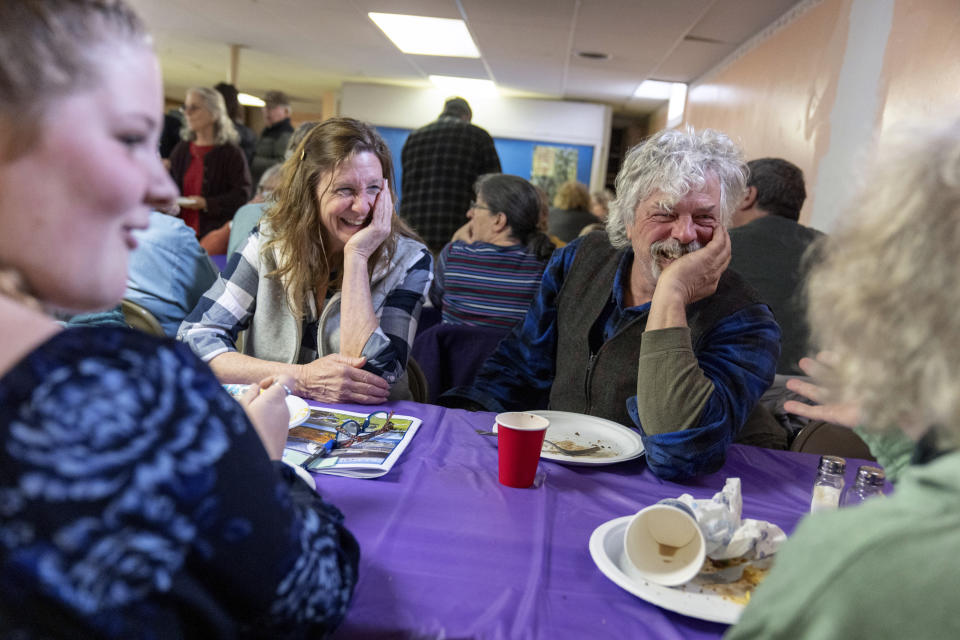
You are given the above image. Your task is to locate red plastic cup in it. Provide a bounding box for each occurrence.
[496,412,549,488]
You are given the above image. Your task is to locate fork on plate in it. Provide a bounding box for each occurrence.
[473,429,601,456]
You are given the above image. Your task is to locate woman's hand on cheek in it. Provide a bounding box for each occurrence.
[344,179,393,260]
[451,221,473,243]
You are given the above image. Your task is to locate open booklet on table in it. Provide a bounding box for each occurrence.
[221,385,422,479]
[282,405,421,478]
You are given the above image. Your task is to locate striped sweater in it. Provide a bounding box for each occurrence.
[430,240,548,329]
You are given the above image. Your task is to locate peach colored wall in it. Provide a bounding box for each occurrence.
[294,91,338,126]
[647,102,669,136]
[877,0,960,136]
[684,0,853,226]
[683,0,960,230]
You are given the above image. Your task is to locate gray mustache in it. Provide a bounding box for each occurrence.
[650,238,702,260]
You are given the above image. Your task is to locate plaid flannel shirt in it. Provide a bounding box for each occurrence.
[178,228,433,381]
[399,116,501,252]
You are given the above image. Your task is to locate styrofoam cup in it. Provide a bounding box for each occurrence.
[622,503,706,586]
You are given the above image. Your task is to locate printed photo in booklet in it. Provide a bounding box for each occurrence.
[281,406,422,479]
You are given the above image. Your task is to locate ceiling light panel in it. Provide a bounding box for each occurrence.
[633,80,675,100]
[238,93,265,107]
[369,13,480,58]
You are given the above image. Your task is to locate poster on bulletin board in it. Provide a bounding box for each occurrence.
[531,145,579,204]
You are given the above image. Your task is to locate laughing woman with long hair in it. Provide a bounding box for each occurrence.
[179,117,433,403]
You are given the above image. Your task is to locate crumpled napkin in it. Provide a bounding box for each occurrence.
[665,477,786,560]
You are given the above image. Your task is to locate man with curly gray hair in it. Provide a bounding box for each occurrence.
[442,128,784,480]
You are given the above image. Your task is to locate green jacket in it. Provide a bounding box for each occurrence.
[726,448,960,639]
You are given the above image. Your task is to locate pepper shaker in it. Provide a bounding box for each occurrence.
[841,465,886,506]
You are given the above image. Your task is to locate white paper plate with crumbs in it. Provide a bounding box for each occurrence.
[493,410,645,466]
[590,516,753,625]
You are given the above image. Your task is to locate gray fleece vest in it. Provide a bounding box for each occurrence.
[246,229,428,401]
[549,232,761,427]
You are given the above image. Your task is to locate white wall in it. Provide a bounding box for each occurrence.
[339,83,612,191]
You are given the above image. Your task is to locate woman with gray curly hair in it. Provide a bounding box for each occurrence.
[169,86,251,239]
[0,1,357,636]
[728,120,960,638]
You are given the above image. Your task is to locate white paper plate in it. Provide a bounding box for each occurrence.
[285,395,310,428]
[222,383,310,429]
[492,410,645,466]
[589,516,744,625]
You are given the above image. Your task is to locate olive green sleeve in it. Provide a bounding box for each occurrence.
[854,427,914,483]
[635,327,714,435]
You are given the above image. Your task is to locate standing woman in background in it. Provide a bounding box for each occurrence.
[169,86,251,239]
[0,1,357,636]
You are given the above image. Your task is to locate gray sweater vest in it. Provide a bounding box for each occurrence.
[549,232,761,427]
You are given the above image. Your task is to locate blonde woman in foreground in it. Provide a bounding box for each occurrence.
[0,1,357,636]
[727,119,960,639]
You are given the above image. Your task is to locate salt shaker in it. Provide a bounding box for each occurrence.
[810,455,846,512]
[841,465,886,506]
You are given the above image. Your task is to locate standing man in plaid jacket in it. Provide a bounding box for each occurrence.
[400,97,501,253]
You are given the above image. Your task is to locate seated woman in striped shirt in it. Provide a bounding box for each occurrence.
[431,174,555,329]
[180,118,433,403]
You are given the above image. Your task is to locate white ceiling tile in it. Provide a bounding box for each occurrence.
[461,0,578,28]
[354,0,463,19]
[564,64,646,98]
[689,0,805,43]
[654,40,739,83]
[127,0,812,114]
[488,59,567,95]
[413,57,490,79]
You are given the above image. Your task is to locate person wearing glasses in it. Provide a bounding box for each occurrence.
[168,86,251,240]
[431,173,556,329]
[179,117,433,404]
[0,1,358,635]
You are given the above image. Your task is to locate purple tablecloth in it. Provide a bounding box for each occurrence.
[209,253,228,271]
[311,401,875,639]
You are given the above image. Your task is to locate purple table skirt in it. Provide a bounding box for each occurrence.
[311,401,877,640]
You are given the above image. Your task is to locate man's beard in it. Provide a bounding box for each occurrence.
[648,238,702,280]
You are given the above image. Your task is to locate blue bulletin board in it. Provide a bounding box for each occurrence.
[376,126,594,204]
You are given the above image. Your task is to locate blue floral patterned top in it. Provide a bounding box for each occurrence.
[0,328,359,638]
